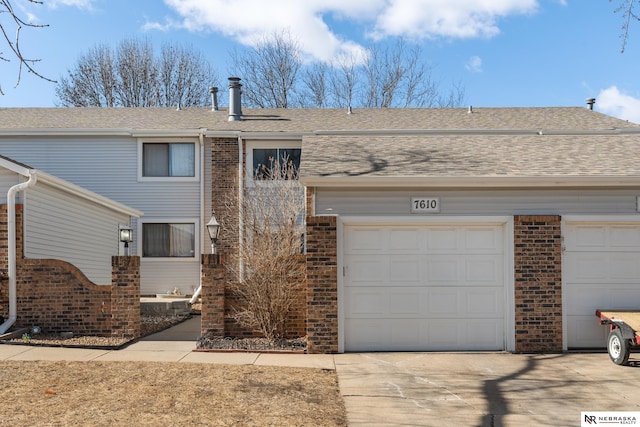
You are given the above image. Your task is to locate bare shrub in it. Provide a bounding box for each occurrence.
[222,155,305,342]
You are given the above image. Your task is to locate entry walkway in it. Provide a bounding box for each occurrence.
[0,316,335,370]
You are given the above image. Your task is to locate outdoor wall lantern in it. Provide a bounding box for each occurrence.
[206,211,221,254]
[119,225,134,256]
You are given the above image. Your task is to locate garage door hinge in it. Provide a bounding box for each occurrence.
[343,266,347,277]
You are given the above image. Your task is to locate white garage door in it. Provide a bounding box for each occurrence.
[343,224,506,352]
[565,222,640,348]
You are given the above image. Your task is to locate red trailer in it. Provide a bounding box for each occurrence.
[595,310,640,365]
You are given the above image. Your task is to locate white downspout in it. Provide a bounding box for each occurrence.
[190,131,206,305]
[237,135,244,281]
[0,171,37,334]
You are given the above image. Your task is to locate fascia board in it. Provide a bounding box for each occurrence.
[0,158,32,176]
[299,175,640,188]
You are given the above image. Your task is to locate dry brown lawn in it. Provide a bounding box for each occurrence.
[0,361,347,427]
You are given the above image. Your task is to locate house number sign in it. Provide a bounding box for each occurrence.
[411,197,440,213]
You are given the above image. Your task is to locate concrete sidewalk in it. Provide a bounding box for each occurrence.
[0,316,336,370]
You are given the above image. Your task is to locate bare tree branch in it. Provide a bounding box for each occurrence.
[0,0,55,95]
[611,0,640,52]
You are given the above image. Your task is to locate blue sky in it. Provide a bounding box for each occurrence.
[1,0,640,123]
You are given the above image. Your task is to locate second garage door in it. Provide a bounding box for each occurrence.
[564,221,640,348]
[343,223,506,352]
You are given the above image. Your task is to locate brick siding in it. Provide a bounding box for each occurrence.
[514,215,563,352]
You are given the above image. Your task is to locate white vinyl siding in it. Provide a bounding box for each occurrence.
[140,259,200,296]
[315,189,640,216]
[0,168,22,201]
[24,181,130,285]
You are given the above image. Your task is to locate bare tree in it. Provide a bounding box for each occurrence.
[300,62,329,108]
[329,53,360,108]
[159,43,215,108]
[611,0,639,52]
[223,156,306,342]
[0,0,55,95]
[56,38,218,107]
[230,30,302,108]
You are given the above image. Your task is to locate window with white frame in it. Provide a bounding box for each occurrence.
[141,142,196,178]
[142,222,195,257]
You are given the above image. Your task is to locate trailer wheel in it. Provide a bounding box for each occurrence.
[608,329,630,366]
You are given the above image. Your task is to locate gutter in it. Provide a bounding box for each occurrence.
[0,171,37,334]
[299,175,640,189]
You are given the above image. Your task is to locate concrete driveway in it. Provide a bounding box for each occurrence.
[334,352,640,427]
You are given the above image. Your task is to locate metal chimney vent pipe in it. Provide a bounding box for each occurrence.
[228,77,242,121]
[586,98,596,110]
[210,86,219,111]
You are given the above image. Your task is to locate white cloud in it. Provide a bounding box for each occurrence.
[465,56,483,73]
[597,86,640,124]
[160,0,539,62]
[370,0,538,40]
[47,0,95,9]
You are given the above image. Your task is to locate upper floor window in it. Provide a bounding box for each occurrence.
[143,143,195,177]
[251,147,301,180]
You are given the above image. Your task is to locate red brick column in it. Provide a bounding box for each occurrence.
[514,215,563,352]
[111,256,140,338]
[306,215,338,353]
[201,253,226,336]
[211,137,240,256]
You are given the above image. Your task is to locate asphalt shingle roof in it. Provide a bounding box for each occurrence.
[0,106,637,133]
[298,134,640,180]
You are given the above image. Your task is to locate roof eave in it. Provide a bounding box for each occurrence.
[299,176,640,188]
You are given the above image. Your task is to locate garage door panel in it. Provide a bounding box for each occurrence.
[565,253,640,284]
[389,257,421,282]
[609,226,640,248]
[465,256,503,285]
[567,316,607,348]
[389,229,421,250]
[464,227,503,251]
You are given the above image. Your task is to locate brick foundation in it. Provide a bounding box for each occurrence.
[514,215,563,352]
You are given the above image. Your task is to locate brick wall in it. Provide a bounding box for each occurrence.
[514,215,563,352]
[306,214,338,353]
[15,258,112,335]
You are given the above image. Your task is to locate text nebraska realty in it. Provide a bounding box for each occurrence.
[584,414,637,425]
